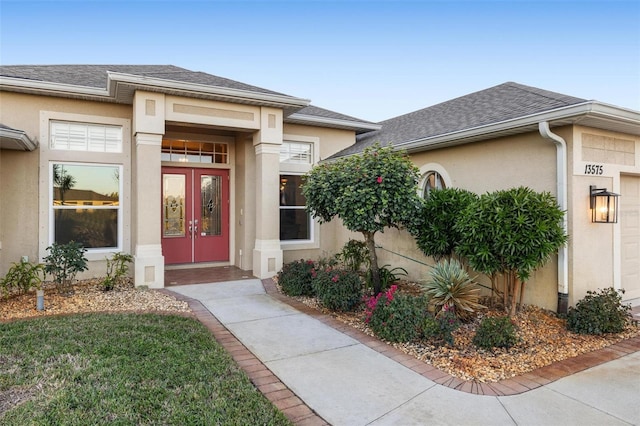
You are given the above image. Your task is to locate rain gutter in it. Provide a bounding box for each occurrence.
[538,121,569,314]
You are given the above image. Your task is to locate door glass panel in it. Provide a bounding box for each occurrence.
[163,174,186,237]
[201,175,221,236]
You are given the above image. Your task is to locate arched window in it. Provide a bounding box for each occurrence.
[422,171,446,198]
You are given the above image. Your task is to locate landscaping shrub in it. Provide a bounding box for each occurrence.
[277,259,316,297]
[43,241,88,295]
[421,258,483,321]
[312,267,362,311]
[102,252,133,291]
[365,285,426,342]
[0,259,45,298]
[409,187,478,261]
[473,316,519,349]
[420,314,441,340]
[566,287,631,335]
[337,239,369,272]
[366,264,407,293]
[415,306,462,346]
[435,305,462,345]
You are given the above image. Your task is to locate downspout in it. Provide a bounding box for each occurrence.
[538,121,569,314]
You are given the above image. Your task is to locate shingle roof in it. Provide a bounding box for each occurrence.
[0,64,376,132]
[337,82,588,156]
[0,64,287,96]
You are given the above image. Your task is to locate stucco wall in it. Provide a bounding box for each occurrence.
[0,92,132,279]
[321,129,566,311]
[0,149,40,276]
[568,125,640,305]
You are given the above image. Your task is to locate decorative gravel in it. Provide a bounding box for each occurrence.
[285,281,640,383]
[1,279,190,321]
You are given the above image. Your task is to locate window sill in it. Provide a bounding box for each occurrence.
[280,240,319,251]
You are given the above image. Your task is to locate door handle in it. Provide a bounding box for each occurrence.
[188,220,193,239]
[194,219,198,238]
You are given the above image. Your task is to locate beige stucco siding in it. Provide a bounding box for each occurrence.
[0,92,132,279]
[569,125,640,305]
[0,150,39,276]
[321,130,565,311]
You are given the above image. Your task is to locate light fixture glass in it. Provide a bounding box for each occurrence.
[590,185,619,223]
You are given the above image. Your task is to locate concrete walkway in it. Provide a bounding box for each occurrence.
[167,279,640,426]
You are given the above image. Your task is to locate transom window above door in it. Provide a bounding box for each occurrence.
[162,139,228,164]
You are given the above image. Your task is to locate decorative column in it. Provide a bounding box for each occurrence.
[252,107,283,278]
[132,92,165,288]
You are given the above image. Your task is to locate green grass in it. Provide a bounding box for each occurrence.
[0,313,292,425]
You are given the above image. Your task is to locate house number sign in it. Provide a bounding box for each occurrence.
[584,164,604,175]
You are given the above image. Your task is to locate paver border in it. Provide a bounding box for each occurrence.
[259,278,640,396]
[159,288,329,426]
[162,277,640,425]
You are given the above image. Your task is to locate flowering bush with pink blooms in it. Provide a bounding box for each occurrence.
[365,285,427,342]
[312,267,362,312]
[277,259,316,297]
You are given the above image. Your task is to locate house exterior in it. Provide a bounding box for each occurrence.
[0,65,378,288]
[331,82,640,312]
[1,67,638,312]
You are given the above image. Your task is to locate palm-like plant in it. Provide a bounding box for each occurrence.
[422,258,484,320]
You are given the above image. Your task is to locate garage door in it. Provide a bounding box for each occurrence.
[621,175,640,302]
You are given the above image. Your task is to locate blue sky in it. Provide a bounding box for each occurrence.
[1,0,639,122]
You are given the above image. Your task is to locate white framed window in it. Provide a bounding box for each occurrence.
[161,139,229,164]
[418,163,451,199]
[279,136,319,247]
[50,121,123,153]
[279,174,312,241]
[422,171,446,198]
[50,162,123,251]
[280,142,313,164]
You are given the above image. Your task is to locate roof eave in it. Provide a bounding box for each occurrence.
[107,72,311,109]
[286,112,382,133]
[0,73,311,111]
[0,126,38,151]
[397,101,640,153]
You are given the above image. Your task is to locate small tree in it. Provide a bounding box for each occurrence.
[44,241,88,295]
[455,187,567,317]
[409,187,478,261]
[302,144,421,294]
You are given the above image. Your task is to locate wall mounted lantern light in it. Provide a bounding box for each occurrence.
[590,185,620,223]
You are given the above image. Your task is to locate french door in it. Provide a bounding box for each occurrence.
[161,167,229,264]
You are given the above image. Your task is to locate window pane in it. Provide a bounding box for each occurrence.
[52,163,121,249]
[280,142,312,164]
[52,164,120,206]
[280,209,310,240]
[201,175,222,236]
[163,174,186,237]
[423,171,446,198]
[51,121,122,152]
[280,175,306,207]
[280,174,310,240]
[54,208,118,248]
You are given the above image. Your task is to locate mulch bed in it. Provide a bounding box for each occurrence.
[288,281,640,383]
[0,279,190,322]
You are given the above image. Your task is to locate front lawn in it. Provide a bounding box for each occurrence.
[0,313,291,425]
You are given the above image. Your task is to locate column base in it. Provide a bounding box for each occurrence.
[252,239,282,279]
[134,244,165,288]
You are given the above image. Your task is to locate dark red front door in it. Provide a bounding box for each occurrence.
[161,167,229,264]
